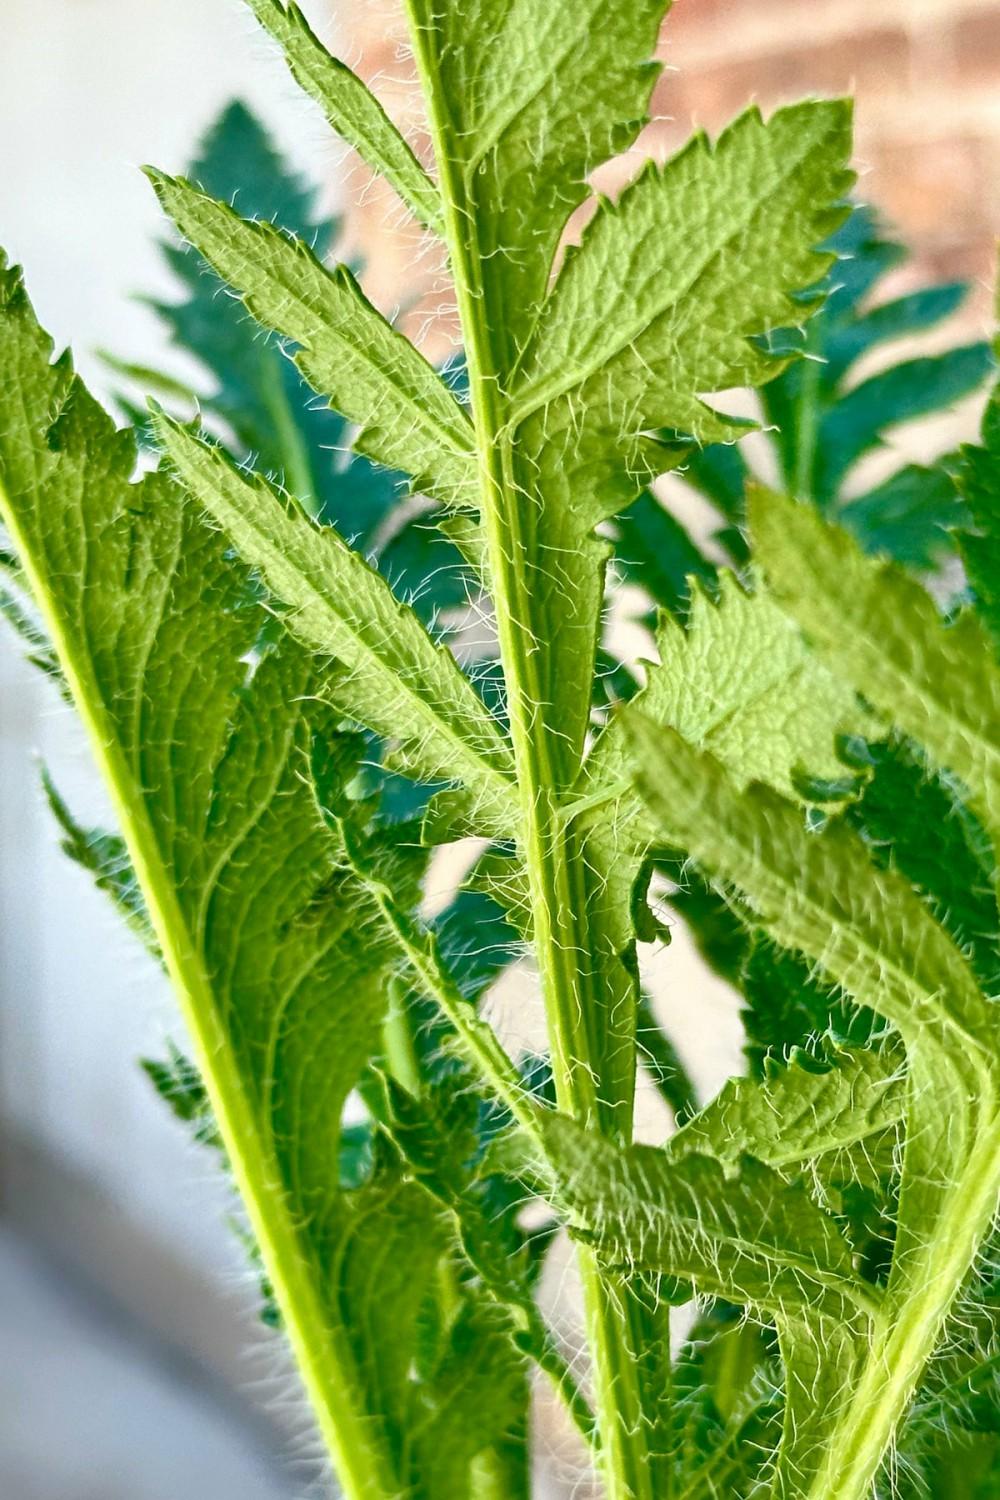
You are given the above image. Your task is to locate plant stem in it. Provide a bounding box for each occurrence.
[401,11,651,1494]
[806,1105,1000,1500]
[788,322,822,503]
[0,481,401,1500]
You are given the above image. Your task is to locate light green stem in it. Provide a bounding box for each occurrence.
[788,321,822,503]
[400,11,651,1496]
[807,1108,1000,1500]
[0,481,401,1500]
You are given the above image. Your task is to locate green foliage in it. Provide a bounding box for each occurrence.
[750,486,1000,845]
[681,204,993,570]
[2,6,999,1500]
[115,102,472,625]
[960,350,1000,649]
[147,167,477,509]
[245,1,444,234]
[153,411,516,825]
[0,253,532,1498]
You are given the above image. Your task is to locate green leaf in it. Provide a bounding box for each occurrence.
[568,569,872,1204]
[674,204,985,575]
[0,253,424,1497]
[143,104,396,528]
[578,571,872,832]
[839,461,966,568]
[844,738,1000,990]
[146,170,477,508]
[756,204,990,533]
[678,441,750,525]
[0,550,62,684]
[750,487,1000,845]
[625,712,993,1047]
[41,770,155,952]
[135,102,477,639]
[825,280,973,382]
[544,1113,876,1325]
[371,1071,596,1451]
[625,708,1000,1499]
[737,932,876,1069]
[141,1041,220,1148]
[636,991,700,1123]
[671,1041,906,1173]
[245,0,444,234]
[406,0,671,369]
[153,413,517,832]
[0,255,538,1500]
[614,490,718,621]
[813,343,994,504]
[510,102,853,460]
[960,369,1000,652]
[309,741,533,1132]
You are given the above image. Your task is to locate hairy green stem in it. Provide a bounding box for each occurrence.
[807,1104,1000,1500]
[400,10,651,1495]
[0,479,399,1500]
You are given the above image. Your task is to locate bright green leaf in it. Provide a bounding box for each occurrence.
[750,487,1000,845]
[246,0,444,234]
[146,170,477,507]
[153,412,517,832]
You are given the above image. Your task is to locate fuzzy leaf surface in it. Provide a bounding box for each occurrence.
[750,487,1000,845]
[671,1042,907,1173]
[626,713,993,1046]
[545,1115,875,1325]
[147,170,477,508]
[154,413,516,830]
[246,0,443,232]
[406,0,670,368]
[0,255,526,1499]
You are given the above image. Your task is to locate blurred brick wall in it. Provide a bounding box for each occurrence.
[338,0,1000,335]
[659,0,1000,321]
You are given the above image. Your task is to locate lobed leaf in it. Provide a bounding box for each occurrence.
[146,170,477,507]
[544,1114,876,1325]
[813,344,994,505]
[511,101,853,468]
[405,0,671,368]
[671,1041,907,1173]
[0,255,521,1497]
[625,712,994,1048]
[571,576,873,1010]
[246,0,444,233]
[750,487,1000,846]
[153,412,517,832]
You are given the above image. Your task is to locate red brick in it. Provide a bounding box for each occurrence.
[656,27,911,129]
[952,8,1000,85]
[660,0,756,48]
[871,134,986,241]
